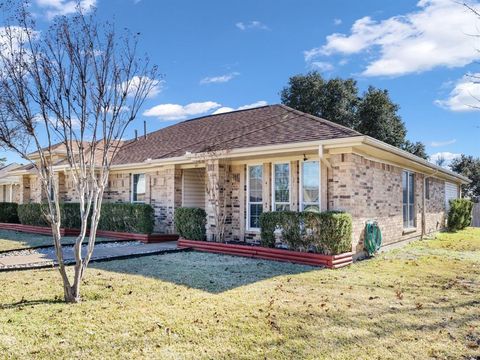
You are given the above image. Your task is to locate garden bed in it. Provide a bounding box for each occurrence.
[0,223,178,243]
[177,239,353,268]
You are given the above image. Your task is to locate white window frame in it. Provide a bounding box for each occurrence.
[402,170,415,229]
[271,162,291,212]
[246,164,263,231]
[299,160,321,212]
[131,173,146,203]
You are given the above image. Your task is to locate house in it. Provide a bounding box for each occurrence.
[2,104,469,253]
[0,163,21,203]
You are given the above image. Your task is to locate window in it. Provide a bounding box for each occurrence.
[272,163,290,211]
[132,173,146,203]
[301,161,320,212]
[402,171,415,228]
[247,165,263,229]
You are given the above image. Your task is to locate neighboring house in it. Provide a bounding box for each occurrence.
[0,163,21,203]
[3,105,469,252]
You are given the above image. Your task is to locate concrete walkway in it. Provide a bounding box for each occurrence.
[0,241,179,270]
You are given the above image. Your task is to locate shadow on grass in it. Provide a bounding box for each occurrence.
[0,298,64,310]
[90,250,318,294]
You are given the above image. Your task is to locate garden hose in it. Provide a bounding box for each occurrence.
[365,221,382,256]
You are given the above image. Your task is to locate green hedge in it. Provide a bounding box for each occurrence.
[98,203,155,234]
[18,202,155,234]
[259,210,353,255]
[0,202,19,223]
[447,199,473,232]
[174,207,207,241]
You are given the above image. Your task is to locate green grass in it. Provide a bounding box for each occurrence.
[0,229,479,359]
[0,230,117,252]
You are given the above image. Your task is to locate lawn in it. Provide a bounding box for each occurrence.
[0,229,479,359]
[0,230,117,252]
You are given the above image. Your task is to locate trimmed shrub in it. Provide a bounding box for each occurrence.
[18,203,49,226]
[18,202,155,234]
[448,199,473,231]
[259,210,353,255]
[174,207,207,241]
[0,202,19,223]
[314,211,353,255]
[259,211,283,248]
[98,203,155,234]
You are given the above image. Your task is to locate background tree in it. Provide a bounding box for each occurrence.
[280,71,426,157]
[0,1,158,302]
[450,155,480,198]
[0,157,5,167]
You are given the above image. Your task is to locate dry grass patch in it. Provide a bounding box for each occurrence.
[0,228,479,359]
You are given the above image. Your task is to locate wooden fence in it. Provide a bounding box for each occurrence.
[472,202,480,227]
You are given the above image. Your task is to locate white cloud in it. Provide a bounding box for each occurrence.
[236,21,269,31]
[305,0,480,77]
[143,101,221,121]
[200,72,239,84]
[310,61,334,72]
[35,0,96,19]
[212,101,268,114]
[430,139,457,147]
[429,151,461,166]
[435,73,480,111]
[334,18,342,26]
[122,76,163,99]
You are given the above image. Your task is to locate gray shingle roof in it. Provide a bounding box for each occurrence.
[112,104,361,165]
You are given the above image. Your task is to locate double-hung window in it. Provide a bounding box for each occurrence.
[272,163,290,211]
[247,165,263,229]
[301,161,320,212]
[132,173,146,203]
[402,171,415,228]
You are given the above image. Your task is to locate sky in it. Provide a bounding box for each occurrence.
[1,0,480,165]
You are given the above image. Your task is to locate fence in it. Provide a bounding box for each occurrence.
[472,202,480,227]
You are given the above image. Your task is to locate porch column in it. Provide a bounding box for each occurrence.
[262,163,271,212]
[205,160,230,242]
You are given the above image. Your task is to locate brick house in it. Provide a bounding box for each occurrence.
[2,104,469,252]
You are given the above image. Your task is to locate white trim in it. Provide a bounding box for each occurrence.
[271,162,291,212]
[299,160,321,211]
[402,170,416,229]
[246,164,263,231]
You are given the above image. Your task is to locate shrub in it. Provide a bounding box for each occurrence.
[0,202,19,223]
[259,210,353,255]
[98,203,155,234]
[314,211,353,255]
[448,198,473,231]
[18,203,49,226]
[174,207,207,241]
[259,212,283,248]
[18,202,155,234]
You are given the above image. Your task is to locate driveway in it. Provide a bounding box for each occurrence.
[0,241,179,270]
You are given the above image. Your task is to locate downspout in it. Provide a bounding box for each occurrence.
[422,170,438,239]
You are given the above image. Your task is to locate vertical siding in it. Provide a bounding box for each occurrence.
[182,168,205,209]
[445,182,459,211]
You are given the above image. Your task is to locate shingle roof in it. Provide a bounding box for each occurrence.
[112,104,361,165]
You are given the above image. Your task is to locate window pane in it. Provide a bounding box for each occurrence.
[409,173,415,204]
[275,204,290,212]
[274,163,290,203]
[133,174,145,202]
[249,204,263,228]
[249,166,263,203]
[302,161,319,207]
[402,171,408,205]
[303,204,320,212]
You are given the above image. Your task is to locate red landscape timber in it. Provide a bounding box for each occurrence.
[177,239,353,269]
[0,223,178,243]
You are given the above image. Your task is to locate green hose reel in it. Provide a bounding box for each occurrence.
[365,221,382,256]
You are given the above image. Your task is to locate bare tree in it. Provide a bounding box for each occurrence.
[0,1,158,302]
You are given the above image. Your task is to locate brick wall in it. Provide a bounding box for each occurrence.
[328,153,446,252]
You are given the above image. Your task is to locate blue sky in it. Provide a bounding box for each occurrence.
[2,0,480,164]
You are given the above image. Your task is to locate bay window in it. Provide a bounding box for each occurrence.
[402,171,415,228]
[247,165,263,229]
[301,161,320,212]
[132,173,146,203]
[272,163,290,211]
